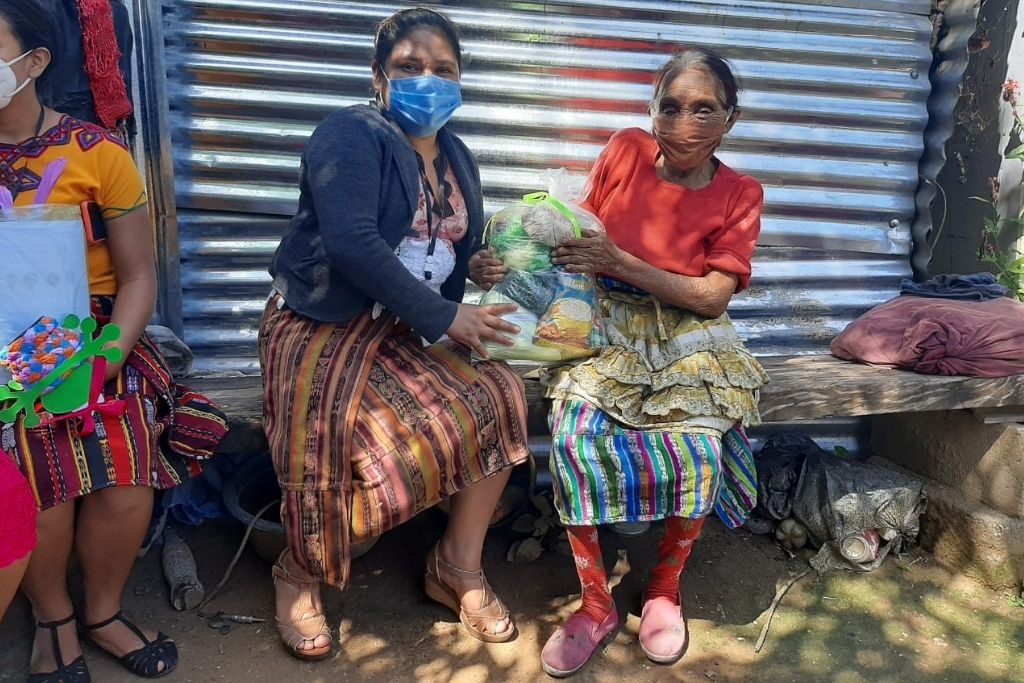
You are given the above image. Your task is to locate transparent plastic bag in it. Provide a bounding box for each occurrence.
[478,171,605,363]
[0,205,91,383]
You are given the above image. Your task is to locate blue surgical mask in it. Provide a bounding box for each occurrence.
[385,74,462,138]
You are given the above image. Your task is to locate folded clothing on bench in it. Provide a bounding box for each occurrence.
[831,296,1024,377]
[899,272,1011,301]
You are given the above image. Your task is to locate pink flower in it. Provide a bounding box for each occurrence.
[1003,79,1021,106]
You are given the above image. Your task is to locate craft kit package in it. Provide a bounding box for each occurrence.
[0,205,91,381]
[479,171,605,363]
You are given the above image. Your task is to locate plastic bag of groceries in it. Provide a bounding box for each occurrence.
[477,170,605,363]
[0,205,91,383]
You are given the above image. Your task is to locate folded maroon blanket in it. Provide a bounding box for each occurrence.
[831,296,1024,377]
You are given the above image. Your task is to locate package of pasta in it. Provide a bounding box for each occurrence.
[478,172,605,363]
[535,271,605,354]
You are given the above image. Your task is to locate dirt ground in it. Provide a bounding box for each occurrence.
[1,512,1022,683]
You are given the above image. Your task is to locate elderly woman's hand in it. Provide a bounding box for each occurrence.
[551,229,625,275]
[468,249,508,290]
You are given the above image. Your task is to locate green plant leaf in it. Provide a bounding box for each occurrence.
[530,494,553,518]
[510,513,537,534]
[1007,142,1024,160]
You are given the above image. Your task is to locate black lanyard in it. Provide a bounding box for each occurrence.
[416,147,449,281]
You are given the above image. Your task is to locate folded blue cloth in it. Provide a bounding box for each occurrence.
[161,453,248,526]
[899,273,1010,301]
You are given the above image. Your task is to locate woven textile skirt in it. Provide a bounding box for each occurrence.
[258,298,530,588]
[1,297,229,512]
[543,281,769,527]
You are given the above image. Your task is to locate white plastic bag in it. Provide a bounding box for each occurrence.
[0,205,91,374]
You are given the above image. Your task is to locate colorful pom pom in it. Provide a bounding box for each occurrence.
[0,316,85,392]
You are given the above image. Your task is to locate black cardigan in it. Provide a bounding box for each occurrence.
[270,104,483,342]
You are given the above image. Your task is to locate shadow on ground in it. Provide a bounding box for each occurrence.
[1,512,1021,682]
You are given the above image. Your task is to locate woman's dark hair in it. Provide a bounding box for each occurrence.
[653,47,739,110]
[373,7,462,71]
[0,0,59,89]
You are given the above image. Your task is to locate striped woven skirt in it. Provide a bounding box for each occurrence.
[258,297,530,588]
[549,399,756,527]
[1,296,229,512]
[543,281,768,527]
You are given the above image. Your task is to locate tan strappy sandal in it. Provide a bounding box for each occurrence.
[424,544,516,643]
[271,551,333,660]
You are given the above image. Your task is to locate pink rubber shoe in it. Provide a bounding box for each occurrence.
[638,593,688,664]
[541,609,619,678]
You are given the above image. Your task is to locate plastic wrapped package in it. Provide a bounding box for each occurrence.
[477,290,567,362]
[500,269,559,316]
[535,271,605,353]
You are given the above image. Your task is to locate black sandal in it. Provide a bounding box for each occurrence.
[28,614,90,683]
[81,611,177,679]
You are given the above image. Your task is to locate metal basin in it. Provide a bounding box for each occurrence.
[222,453,378,564]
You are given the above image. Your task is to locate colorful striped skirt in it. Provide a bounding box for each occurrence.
[543,282,768,527]
[258,297,530,588]
[549,399,757,526]
[1,297,229,512]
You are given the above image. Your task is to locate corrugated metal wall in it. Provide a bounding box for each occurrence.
[155,0,936,451]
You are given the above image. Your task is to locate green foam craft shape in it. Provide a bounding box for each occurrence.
[0,315,123,428]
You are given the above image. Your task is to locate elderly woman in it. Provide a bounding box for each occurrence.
[259,7,530,660]
[538,48,769,676]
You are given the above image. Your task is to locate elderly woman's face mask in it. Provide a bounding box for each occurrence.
[651,109,732,171]
[649,70,735,172]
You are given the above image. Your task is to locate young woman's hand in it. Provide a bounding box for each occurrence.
[103,359,125,383]
[446,303,519,358]
[551,229,625,275]
[468,249,508,290]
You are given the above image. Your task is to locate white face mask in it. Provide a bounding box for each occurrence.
[0,51,33,110]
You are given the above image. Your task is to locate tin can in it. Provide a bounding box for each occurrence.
[839,529,881,563]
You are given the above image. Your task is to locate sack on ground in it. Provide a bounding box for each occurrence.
[747,433,925,573]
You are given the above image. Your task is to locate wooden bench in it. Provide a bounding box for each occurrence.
[190,355,1024,451]
[755,355,1024,422]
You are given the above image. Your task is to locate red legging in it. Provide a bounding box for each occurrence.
[566,517,705,623]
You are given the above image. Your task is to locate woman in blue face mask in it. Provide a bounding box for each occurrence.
[260,8,529,659]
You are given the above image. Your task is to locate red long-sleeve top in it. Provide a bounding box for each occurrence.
[582,128,764,292]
